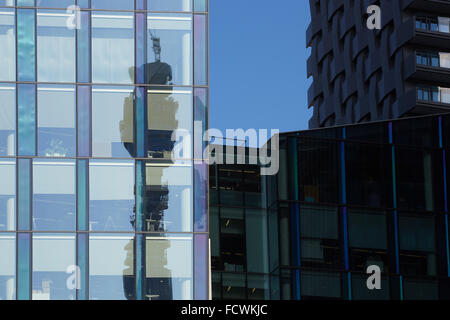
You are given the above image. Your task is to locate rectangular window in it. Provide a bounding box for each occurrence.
[36,0,74,7]
[33,159,76,231]
[91,0,134,10]
[92,12,134,84]
[0,159,15,231]
[0,84,15,156]
[89,160,135,232]
[0,1,15,6]
[0,233,15,300]
[144,235,193,300]
[17,8,36,82]
[37,10,75,82]
[0,8,15,81]
[32,234,76,300]
[38,85,76,157]
[147,13,192,86]
[89,234,135,300]
[147,0,192,12]
[17,84,36,156]
[92,86,134,157]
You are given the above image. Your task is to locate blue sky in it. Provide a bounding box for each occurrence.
[209,0,312,143]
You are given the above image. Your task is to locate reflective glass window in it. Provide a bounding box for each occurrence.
[37,0,74,7]
[17,84,36,156]
[0,8,15,81]
[399,214,437,277]
[301,271,342,299]
[403,278,439,300]
[91,0,134,10]
[89,160,135,232]
[92,86,134,157]
[37,10,75,82]
[38,85,76,157]
[0,84,15,156]
[144,235,193,300]
[299,205,341,269]
[89,234,135,300]
[194,14,207,85]
[92,12,134,84]
[146,88,193,159]
[33,159,76,231]
[0,159,15,231]
[143,162,193,232]
[220,207,245,272]
[247,274,270,300]
[194,0,207,12]
[218,165,244,206]
[147,0,192,12]
[32,234,76,300]
[17,8,36,82]
[0,233,15,300]
[147,13,192,86]
[246,208,269,273]
[0,1,15,6]
[222,273,245,300]
[393,117,438,148]
[346,143,393,208]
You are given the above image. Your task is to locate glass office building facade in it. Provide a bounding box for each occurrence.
[210,114,450,300]
[0,0,209,300]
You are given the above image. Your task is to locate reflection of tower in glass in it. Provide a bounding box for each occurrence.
[120,32,176,300]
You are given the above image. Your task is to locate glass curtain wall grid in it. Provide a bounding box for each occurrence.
[209,114,450,300]
[0,0,209,301]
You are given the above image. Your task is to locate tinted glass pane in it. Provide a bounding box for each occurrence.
[89,160,135,232]
[301,271,342,299]
[89,234,134,300]
[0,8,15,81]
[403,278,438,300]
[17,8,36,82]
[444,115,450,149]
[17,233,30,300]
[0,1,15,6]
[246,208,269,273]
[91,0,134,10]
[194,234,208,300]
[194,161,208,232]
[143,162,193,232]
[194,0,206,12]
[18,159,31,230]
[144,235,193,300]
[146,88,193,159]
[393,117,438,148]
[33,159,76,231]
[346,142,392,208]
[222,273,245,299]
[147,13,192,85]
[77,85,91,157]
[194,14,207,85]
[0,233,15,300]
[396,148,444,212]
[17,84,36,156]
[298,139,338,204]
[36,0,74,7]
[399,214,437,276]
[32,234,76,300]
[220,207,245,271]
[0,84,15,156]
[218,165,244,206]
[346,122,388,143]
[0,159,15,231]
[77,11,91,83]
[147,0,192,12]
[92,12,134,84]
[92,86,134,157]
[352,274,390,300]
[38,85,76,157]
[37,10,75,82]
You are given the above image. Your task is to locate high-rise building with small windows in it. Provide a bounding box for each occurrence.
[0,0,209,300]
[306,0,450,128]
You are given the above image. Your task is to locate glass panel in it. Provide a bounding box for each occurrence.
[17,233,31,300]
[92,86,134,157]
[77,85,91,157]
[194,161,208,232]
[246,208,269,273]
[0,1,15,6]
[76,233,88,300]
[194,0,206,12]
[346,122,388,143]
[352,274,390,300]
[143,162,193,232]
[89,160,135,232]
[17,84,36,156]
[0,8,15,81]
[247,274,270,300]
[146,88,193,159]
[298,138,338,204]
[0,233,15,300]
[77,160,88,231]
[194,14,207,85]
[222,273,245,300]
[301,271,342,299]
[33,159,76,231]
[144,234,193,300]
[438,16,450,33]
[403,278,439,300]
[220,207,245,272]
[17,0,34,5]
[441,86,450,104]
[346,142,393,208]
[89,234,134,300]
[37,9,75,82]
[194,234,208,300]
[18,159,31,231]
[32,234,76,300]
[92,12,134,84]
[147,13,192,86]
[299,205,341,269]
[91,0,134,10]
[218,165,244,206]
[17,8,36,82]
[37,0,74,7]
[0,84,15,156]
[77,11,91,83]
[0,159,15,231]
[194,88,207,160]
[38,85,76,157]
[399,214,437,277]
[147,0,192,12]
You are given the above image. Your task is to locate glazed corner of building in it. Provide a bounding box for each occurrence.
[306,0,450,128]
